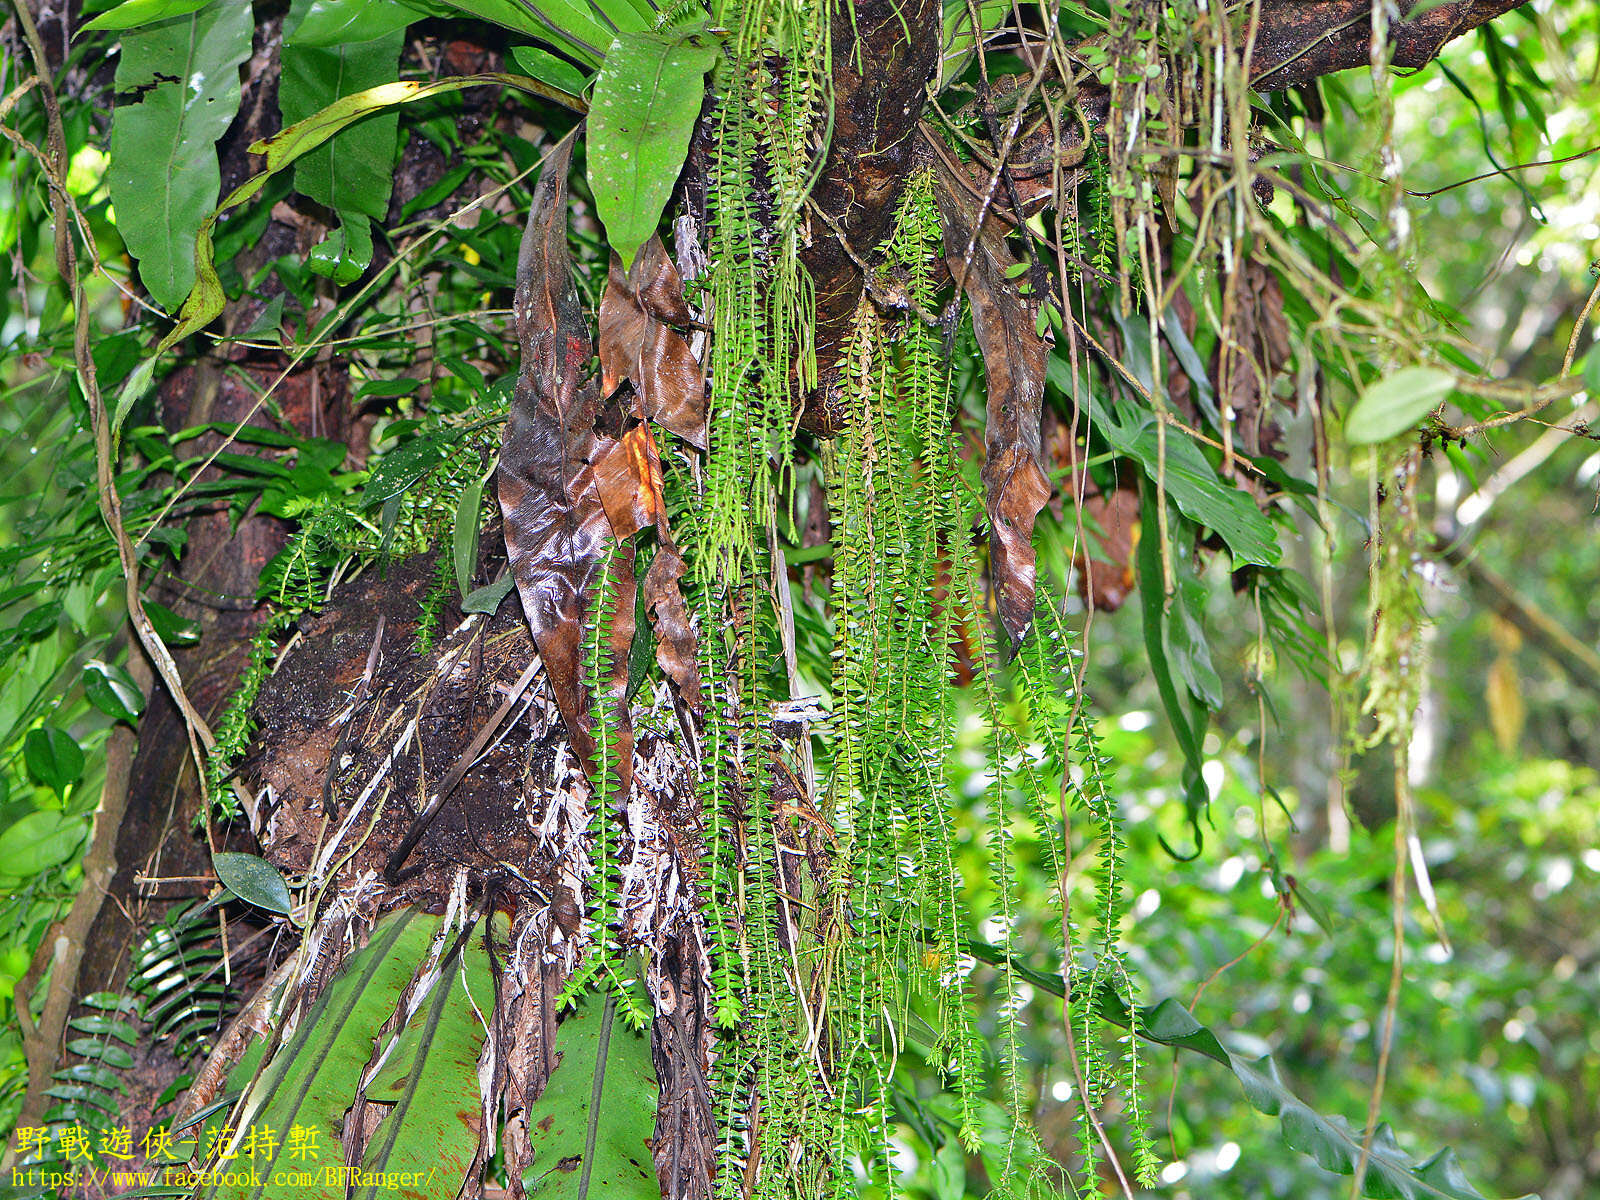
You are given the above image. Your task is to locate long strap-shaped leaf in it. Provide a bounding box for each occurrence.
[958,933,1538,1200]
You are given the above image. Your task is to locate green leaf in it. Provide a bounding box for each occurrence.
[282,0,407,276]
[203,909,490,1200]
[587,28,719,271]
[83,660,146,723]
[0,810,87,874]
[211,851,294,916]
[462,575,515,615]
[523,996,659,1199]
[81,0,213,32]
[509,44,592,97]
[108,0,252,311]
[65,1038,135,1069]
[1345,366,1455,445]
[356,927,496,1195]
[1580,343,1600,395]
[433,0,628,64]
[284,0,426,46]
[144,599,202,646]
[1122,997,1537,1200]
[69,1014,139,1044]
[24,726,85,795]
[452,468,489,599]
[158,73,578,354]
[306,214,374,284]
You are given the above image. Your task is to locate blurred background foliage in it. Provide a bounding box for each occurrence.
[0,0,1597,1197]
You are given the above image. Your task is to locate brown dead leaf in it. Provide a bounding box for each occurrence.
[496,130,611,771]
[598,237,707,449]
[931,152,1053,647]
[592,424,702,711]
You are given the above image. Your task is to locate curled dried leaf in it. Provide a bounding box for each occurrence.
[931,155,1052,647]
[598,237,707,449]
[497,130,609,766]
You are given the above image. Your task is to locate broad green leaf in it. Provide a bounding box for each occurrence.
[211,851,294,916]
[433,0,641,64]
[1580,343,1600,394]
[285,0,426,46]
[108,0,252,311]
[587,28,719,271]
[83,660,146,722]
[205,909,490,1200]
[81,0,213,32]
[0,810,86,874]
[523,996,658,1199]
[144,599,202,646]
[282,0,407,280]
[24,726,85,795]
[1345,366,1455,445]
[159,73,582,353]
[356,927,496,1196]
[363,429,463,504]
[306,213,374,284]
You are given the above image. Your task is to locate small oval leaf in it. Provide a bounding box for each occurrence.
[83,660,146,723]
[212,850,294,916]
[24,727,86,795]
[1345,366,1454,445]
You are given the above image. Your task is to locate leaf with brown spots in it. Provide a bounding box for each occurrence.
[497,130,608,765]
[931,156,1052,647]
[598,236,707,449]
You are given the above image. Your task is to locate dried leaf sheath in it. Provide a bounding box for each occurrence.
[498,131,609,764]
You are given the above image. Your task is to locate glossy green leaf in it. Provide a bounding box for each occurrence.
[285,0,426,46]
[69,1013,139,1044]
[523,996,659,1199]
[587,28,719,271]
[24,726,85,795]
[356,927,496,1196]
[1345,366,1455,444]
[509,44,592,98]
[0,810,87,874]
[81,0,213,32]
[212,851,294,916]
[108,0,252,311]
[434,0,631,64]
[363,429,463,504]
[83,660,146,722]
[65,1038,135,1069]
[282,0,406,281]
[144,599,202,646]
